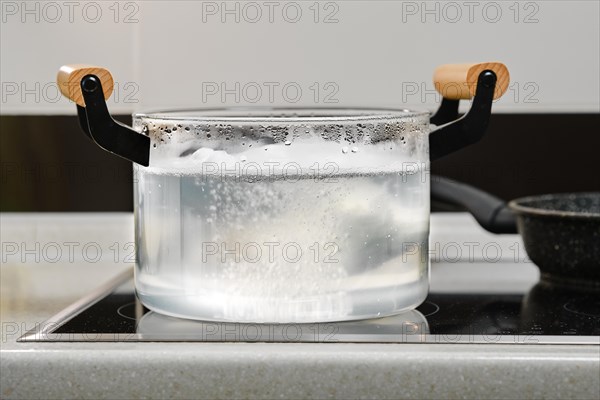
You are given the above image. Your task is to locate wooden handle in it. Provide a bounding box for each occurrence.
[57,64,114,107]
[433,62,509,100]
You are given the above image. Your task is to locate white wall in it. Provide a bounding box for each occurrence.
[1,0,599,115]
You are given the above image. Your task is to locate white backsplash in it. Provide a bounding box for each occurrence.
[1,0,599,114]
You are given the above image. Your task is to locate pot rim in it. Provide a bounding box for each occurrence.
[133,106,431,124]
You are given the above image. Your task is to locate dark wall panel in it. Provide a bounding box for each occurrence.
[431,114,600,200]
[1,115,133,211]
[1,114,599,212]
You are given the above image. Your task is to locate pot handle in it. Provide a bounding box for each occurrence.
[431,175,518,234]
[57,64,150,166]
[429,62,510,161]
[57,65,115,107]
[433,62,509,101]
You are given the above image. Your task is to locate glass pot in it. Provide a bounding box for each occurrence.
[133,109,431,322]
[56,62,509,322]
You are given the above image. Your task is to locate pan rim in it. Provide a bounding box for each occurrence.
[508,192,600,220]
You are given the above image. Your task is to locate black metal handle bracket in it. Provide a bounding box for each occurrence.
[428,70,497,161]
[76,75,150,166]
[75,70,496,167]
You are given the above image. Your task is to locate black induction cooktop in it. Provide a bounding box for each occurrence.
[18,268,600,344]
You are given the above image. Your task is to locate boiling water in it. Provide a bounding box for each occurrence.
[135,166,430,322]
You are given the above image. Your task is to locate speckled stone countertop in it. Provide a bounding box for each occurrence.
[1,213,599,400]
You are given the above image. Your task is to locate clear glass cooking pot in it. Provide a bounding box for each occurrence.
[57,62,509,322]
[132,109,431,322]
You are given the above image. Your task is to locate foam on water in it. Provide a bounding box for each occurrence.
[146,139,427,177]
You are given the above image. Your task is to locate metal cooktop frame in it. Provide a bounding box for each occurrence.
[18,268,600,345]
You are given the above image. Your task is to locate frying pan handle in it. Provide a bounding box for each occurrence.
[57,64,150,166]
[431,175,518,234]
[429,62,510,161]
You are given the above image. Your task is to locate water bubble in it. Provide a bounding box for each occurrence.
[240,156,247,162]
[342,147,349,154]
[284,140,292,146]
[351,146,358,153]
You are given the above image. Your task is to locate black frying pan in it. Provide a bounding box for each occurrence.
[431,176,600,288]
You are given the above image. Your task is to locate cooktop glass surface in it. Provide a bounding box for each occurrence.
[19,268,599,344]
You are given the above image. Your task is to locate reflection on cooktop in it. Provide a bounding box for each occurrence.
[18,270,600,343]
